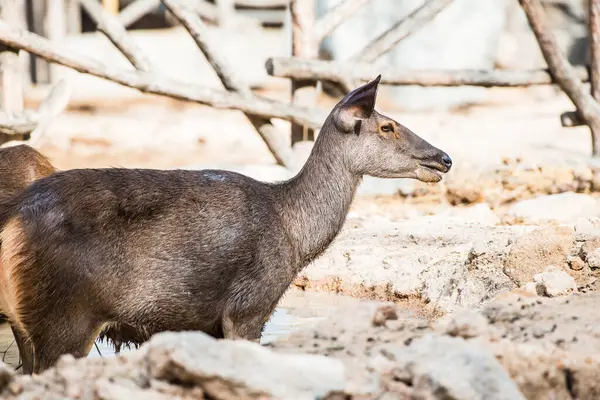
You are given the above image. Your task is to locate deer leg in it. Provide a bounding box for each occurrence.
[27,316,102,374]
[222,309,266,342]
[10,326,33,374]
[221,282,285,343]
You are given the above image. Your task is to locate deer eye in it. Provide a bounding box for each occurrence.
[381,124,394,133]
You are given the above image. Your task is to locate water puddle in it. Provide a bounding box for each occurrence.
[0,290,367,369]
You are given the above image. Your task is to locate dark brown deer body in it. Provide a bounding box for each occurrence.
[0,77,452,374]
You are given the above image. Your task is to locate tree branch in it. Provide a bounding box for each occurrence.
[0,20,326,129]
[0,111,38,136]
[235,0,288,8]
[266,56,591,87]
[79,0,153,71]
[0,79,72,148]
[520,0,600,156]
[29,78,72,145]
[161,0,294,167]
[315,0,370,42]
[117,0,160,27]
[354,0,455,63]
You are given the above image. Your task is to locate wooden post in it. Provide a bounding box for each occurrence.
[217,0,236,28]
[0,0,25,117]
[46,0,67,83]
[589,0,600,155]
[30,0,50,83]
[290,0,317,145]
[66,0,82,34]
[102,0,120,15]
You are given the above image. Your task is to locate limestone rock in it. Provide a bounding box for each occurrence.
[503,226,573,287]
[506,192,599,224]
[533,266,577,297]
[373,334,526,400]
[146,332,346,400]
[574,217,600,242]
[434,310,491,339]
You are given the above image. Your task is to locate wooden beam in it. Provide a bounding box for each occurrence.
[0,111,37,136]
[290,0,317,145]
[46,0,67,83]
[266,56,590,87]
[355,0,455,63]
[80,0,153,71]
[315,0,370,42]
[235,0,288,9]
[0,0,24,118]
[66,0,82,34]
[217,0,236,28]
[117,0,159,27]
[0,20,326,128]
[590,1,600,101]
[520,0,600,157]
[161,0,294,167]
[27,78,72,147]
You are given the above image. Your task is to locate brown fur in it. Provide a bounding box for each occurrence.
[0,218,27,334]
[0,145,56,202]
[0,145,145,361]
[0,77,452,374]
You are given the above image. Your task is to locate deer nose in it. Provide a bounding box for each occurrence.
[441,153,452,170]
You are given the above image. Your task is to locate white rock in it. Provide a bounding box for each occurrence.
[573,217,600,241]
[507,192,599,224]
[587,248,600,269]
[146,331,346,400]
[533,266,577,297]
[523,281,539,295]
[374,334,526,400]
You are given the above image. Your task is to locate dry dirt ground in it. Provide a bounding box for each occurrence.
[3,83,600,398]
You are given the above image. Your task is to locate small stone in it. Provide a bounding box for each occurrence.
[574,217,600,241]
[533,266,577,297]
[434,310,489,339]
[567,255,585,271]
[6,381,22,396]
[572,165,594,183]
[586,248,600,269]
[372,304,399,327]
[0,363,14,391]
[523,282,538,295]
[592,169,600,191]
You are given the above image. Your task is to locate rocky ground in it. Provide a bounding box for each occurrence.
[1,292,599,399]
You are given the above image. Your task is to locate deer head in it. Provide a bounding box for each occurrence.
[331,75,452,183]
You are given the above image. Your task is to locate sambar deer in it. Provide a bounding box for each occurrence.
[0,145,144,365]
[0,76,452,373]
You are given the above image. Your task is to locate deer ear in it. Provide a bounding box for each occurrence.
[333,75,381,133]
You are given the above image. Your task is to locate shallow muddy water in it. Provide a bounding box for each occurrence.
[0,290,367,370]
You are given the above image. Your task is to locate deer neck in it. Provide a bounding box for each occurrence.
[276,122,361,266]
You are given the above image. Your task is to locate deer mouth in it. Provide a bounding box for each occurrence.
[416,161,449,183]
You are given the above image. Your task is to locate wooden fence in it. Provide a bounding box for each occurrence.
[0,0,599,165]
